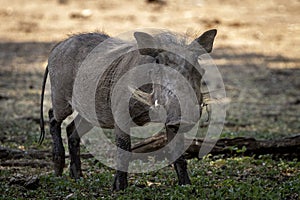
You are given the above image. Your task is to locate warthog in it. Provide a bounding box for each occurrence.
[40,29,217,190]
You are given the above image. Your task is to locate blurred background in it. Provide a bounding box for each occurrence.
[0,0,299,147]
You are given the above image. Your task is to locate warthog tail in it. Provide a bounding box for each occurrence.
[39,66,48,145]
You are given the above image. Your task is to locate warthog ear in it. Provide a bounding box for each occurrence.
[188,29,217,55]
[134,32,161,57]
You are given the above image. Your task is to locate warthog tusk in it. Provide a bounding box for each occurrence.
[128,86,153,106]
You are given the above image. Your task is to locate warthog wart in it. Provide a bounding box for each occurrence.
[40,29,217,190]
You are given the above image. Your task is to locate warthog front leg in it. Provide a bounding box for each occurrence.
[66,114,92,179]
[49,108,65,176]
[113,125,131,191]
[166,125,191,185]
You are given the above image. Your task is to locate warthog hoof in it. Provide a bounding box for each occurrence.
[69,163,83,179]
[113,171,128,191]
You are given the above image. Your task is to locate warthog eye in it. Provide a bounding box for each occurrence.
[155,58,159,64]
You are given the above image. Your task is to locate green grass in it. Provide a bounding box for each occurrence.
[1,155,299,199]
[0,118,299,199]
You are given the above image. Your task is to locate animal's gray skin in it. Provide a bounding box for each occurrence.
[40,30,217,191]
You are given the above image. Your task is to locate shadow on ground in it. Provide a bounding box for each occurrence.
[0,41,299,150]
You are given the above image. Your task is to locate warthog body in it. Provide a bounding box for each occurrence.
[40,29,217,190]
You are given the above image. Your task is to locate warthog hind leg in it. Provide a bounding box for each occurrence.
[49,108,65,176]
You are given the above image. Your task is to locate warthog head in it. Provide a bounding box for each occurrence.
[130,29,217,129]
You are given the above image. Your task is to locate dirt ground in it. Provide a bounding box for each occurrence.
[0,0,299,149]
